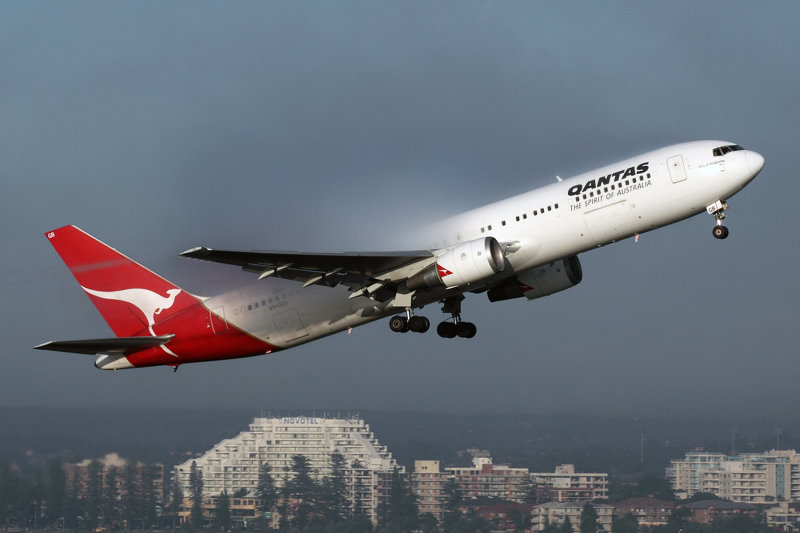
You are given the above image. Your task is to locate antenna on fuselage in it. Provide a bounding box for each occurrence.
[556,176,563,182]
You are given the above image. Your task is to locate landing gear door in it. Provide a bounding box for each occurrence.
[668,154,687,183]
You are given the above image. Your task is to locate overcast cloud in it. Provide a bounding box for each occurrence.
[1,2,797,420]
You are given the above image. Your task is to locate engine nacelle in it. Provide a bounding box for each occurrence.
[407,237,505,290]
[487,255,582,302]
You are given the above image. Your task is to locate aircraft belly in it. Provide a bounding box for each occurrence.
[204,280,383,349]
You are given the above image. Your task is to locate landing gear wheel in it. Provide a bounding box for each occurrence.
[712,225,729,239]
[456,322,477,338]
[437,321,457,338]
[389,315,408,333]
[408,315,430,333]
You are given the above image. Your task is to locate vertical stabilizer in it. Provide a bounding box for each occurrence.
[45,225,198,337]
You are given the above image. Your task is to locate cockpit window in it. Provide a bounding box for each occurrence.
[712,144,744,157]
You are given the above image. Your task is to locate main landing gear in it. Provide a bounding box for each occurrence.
[389,311,430,333]
[387,295,477,339]
[707,200,730,240]
[436,295,477,339]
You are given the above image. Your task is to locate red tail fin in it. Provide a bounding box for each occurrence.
[45,225,198,337]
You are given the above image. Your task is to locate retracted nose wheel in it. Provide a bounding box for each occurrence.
[712,225,729,239]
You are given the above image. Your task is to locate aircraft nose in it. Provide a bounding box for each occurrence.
[746,150,765,175]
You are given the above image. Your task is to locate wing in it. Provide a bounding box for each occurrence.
[179,247,436,300]
[34,335,175,356]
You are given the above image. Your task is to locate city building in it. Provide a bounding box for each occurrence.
[765,502,800,530]
[473,502,534,530]
[446,457,529,503]
[411,460,449,522]
[177,494,262,529]
[613,497,674,527]
[529,464,608,503]
[679,499,758,525]
[530,501,613,533]
[64,453,165,505]
[410,458,610,522]
[668,449,800,503]
[173,416,400,524]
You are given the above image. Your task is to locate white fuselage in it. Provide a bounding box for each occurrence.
[208,140,763,349]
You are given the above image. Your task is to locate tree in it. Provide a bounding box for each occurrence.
[286,454,317,503]
[580,502,598,533]
[378,468,418,531]
[213,491,230,531]
[102,466,119,529]
[86,460,102,531]
[63,475,81,531]
[442,477,463,516]
[611,512,638,533]
[559,515,573,533]
[322,452,349,521]
[44,457,66,527]
[636,473,674,501]
[167,472,184,531]
[123,460,140,529]
[189,461,204,530]
[253,462,276,529]
[142,462,158,528]
[541,520,561,533]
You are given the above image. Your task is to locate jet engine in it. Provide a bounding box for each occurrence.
[487,255,582,302]
[407,237,505,290]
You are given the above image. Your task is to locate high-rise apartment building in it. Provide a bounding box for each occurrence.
[173,416,399,523]
[668,449,800,503]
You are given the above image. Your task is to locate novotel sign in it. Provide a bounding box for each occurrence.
[282,417,319,425]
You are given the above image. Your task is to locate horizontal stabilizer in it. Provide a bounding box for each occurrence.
[34,334,175,356]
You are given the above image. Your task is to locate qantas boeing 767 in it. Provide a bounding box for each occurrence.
[36,140,764,370]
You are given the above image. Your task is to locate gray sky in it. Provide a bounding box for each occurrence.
[2,2,797,420]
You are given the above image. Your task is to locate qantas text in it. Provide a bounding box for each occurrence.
[567,162,649,196]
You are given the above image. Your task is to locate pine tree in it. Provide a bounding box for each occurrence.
[285,455,317,529]
[378,468,418,531]
[322,451,349,521]
[62,476,81,531]
[142,462,158,528]
[123,460,139,530]
[580,502,598,533]
[442,477,463,516]
[256,462,277,518]
[44,457,66,527]
[102,466,119,529]
[559,515,573,533]
[168,472,184,531]
[86,460,102,531]
[213,491,230,531]
[189,461,204,531]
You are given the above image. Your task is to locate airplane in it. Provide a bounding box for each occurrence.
[35,140,764,370]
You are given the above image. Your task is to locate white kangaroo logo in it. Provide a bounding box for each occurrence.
[81,286,182,357]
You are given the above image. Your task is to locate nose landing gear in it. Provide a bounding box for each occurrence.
[707,200,730,240]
